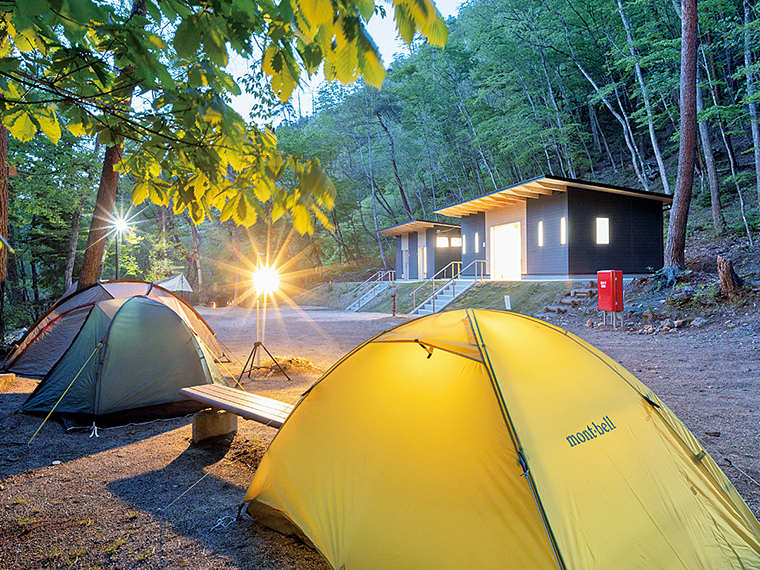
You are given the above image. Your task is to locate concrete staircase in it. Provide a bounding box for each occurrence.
[411,279,477,316]
[346,280,392,312]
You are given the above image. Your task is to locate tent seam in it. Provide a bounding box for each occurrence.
[467,309,567,570]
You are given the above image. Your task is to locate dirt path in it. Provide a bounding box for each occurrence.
[0,307,758,569]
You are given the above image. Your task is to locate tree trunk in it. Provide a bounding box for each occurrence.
[309,233,323,279]
[76,0,145,291]
[696,72,723,233]
[375,111,415,220]
[702,47,753,245]
[159,205,167,271]
[664,0,698,274]
[618,0,671,194]
[540,48,576,178]
[64,194,88,291]
[30,259,39,318]
[364,105,389,270]
[744,0,760,204]
[717,256,743,301]
[562,22,649,190]
[183,212,203,303]
[76,145,122,289]
[0,122,7,342]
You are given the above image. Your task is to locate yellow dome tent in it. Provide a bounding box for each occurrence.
[244,309,760,569]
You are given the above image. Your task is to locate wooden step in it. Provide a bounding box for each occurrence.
[570,288,597,298]
[544,305,567,313]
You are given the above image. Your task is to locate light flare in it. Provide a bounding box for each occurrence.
[253,265,280,296]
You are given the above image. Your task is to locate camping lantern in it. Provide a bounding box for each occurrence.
[597,270,623,327]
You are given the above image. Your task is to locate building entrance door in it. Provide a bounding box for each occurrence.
[491,222,521,280]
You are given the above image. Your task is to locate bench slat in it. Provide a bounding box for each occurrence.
[180,385,295,429]
[184,385,293,415]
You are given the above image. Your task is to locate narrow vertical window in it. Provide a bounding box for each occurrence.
[475,232,480,253]
[537,221,544,247]
[560,217,567,245]
[596,217,610,244]
[462,235,467,254]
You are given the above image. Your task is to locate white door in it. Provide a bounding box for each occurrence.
[402,249,409,279]
[418,246,427,279]
[491,222,521,280]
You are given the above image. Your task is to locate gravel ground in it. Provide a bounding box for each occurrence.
[0,304,758,569]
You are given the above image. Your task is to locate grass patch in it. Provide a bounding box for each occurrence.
[293,282,362,309]
[294,278,590,316]
[136,549,153,561]
[64,547,86,565]
[11,496,25,505]
[360,282,425,314]
[42,542,59,561]
[446,281,584,315]
[105,537,126,555]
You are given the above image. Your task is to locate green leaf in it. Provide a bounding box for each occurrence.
[174,18,201,58]
[234,193,258,225]
[4,109,36,142]
[145,0,162,23]
[356,0,375,21]
[132,180,151,205]
[300,0,333,29]
[291,203,313,234]
[149,184,169,207]
[220,196,237,222]
[424,13,448,47]
[200,14,229,67]
[264,43,299,101]
[357,29,385,88]
[278,0,294,24]
[33,106,61,144]
[393,4,416,45]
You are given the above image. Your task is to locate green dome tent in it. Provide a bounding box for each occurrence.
[22,296,227,426]
[244,309,760,570]
[3,279,228,379]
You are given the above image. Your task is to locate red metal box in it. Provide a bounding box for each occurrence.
[597,270,623,312]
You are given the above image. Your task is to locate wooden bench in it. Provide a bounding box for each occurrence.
[179,384,295,442]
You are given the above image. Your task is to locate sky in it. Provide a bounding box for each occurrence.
[228,0,463,120]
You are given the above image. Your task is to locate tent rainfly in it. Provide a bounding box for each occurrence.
[244,309,760,570]
[2,280,227,379]
[22,296,227,426]
[155,273,193,293]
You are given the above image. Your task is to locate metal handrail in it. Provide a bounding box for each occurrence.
[411,259,487,314]
[410,261,462,308]
[346,270,396,311]
[347,270,385,299]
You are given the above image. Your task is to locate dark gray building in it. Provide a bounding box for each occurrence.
[379,220,462,281]
[435,176,672,279]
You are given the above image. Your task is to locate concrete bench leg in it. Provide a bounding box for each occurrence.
[192,409,238,443]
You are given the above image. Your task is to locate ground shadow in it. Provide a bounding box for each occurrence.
[0,391,196,479]
[106,438,328,569]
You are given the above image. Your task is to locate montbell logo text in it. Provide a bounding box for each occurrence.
[566,416,617,447]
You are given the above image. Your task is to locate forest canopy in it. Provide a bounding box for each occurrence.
[1,0,760,331]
